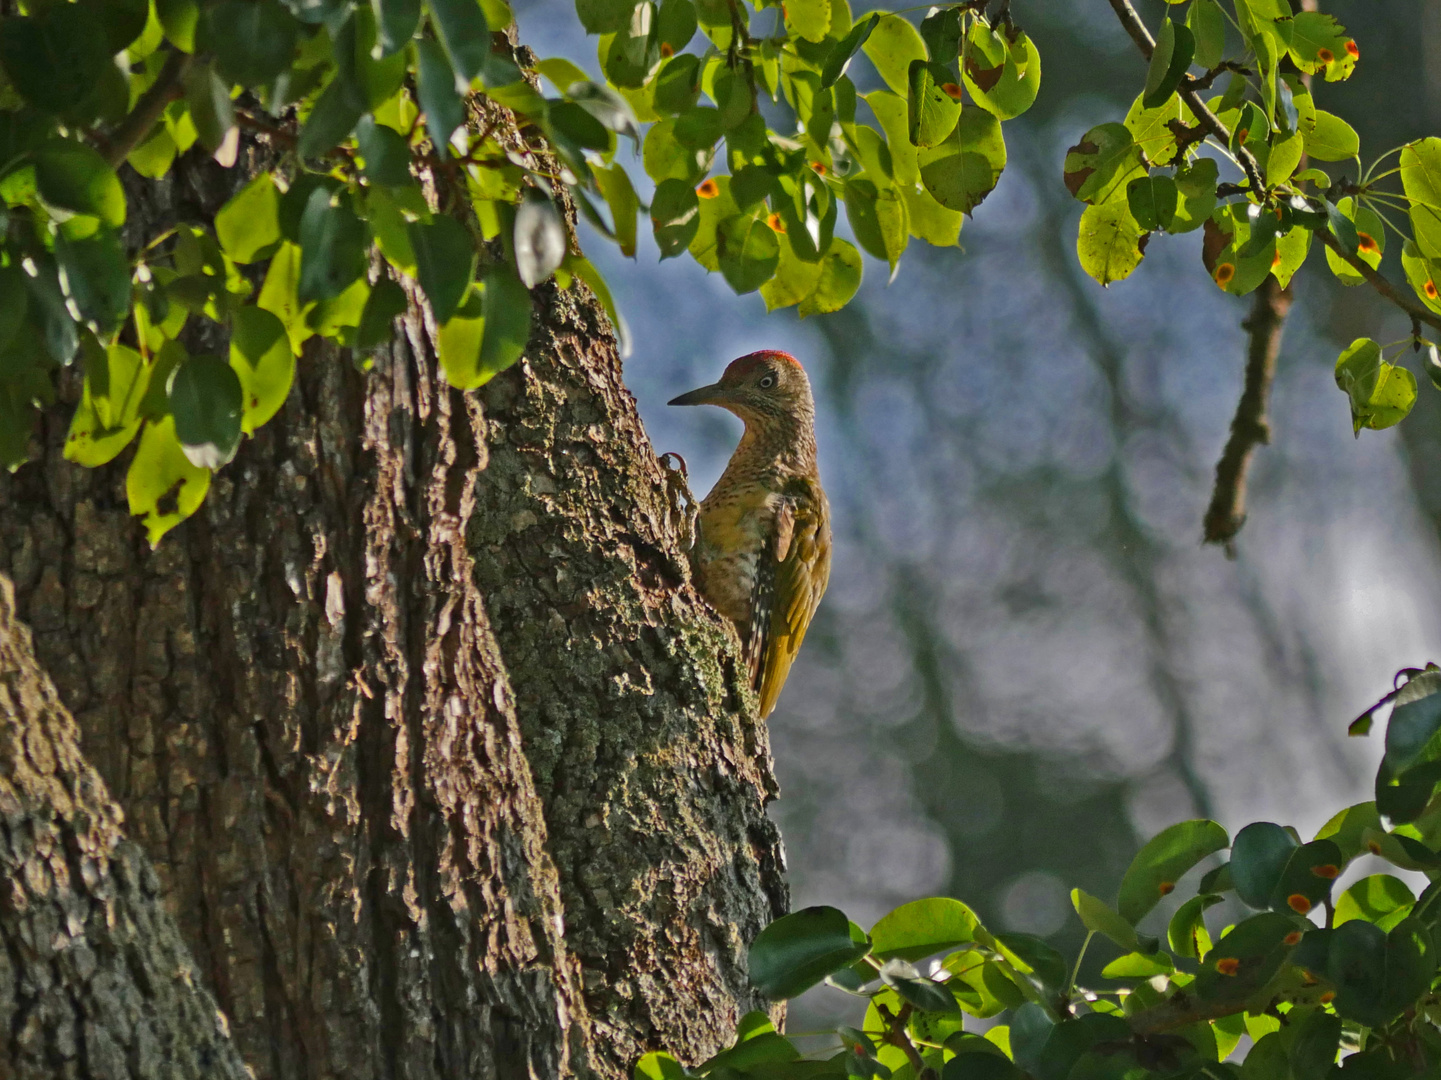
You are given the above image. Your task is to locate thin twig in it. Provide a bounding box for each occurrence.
[876,1003,932,1080]
[1203,276,1293,549]
[100,49,191,168]
[1201,0,1316,549]
[1317,228,1441,334]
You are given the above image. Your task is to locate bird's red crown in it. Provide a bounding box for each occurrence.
[722,350,801,382]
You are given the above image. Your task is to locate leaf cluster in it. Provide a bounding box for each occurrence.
[639,665,1441,1080]
[1060,0,1441,437]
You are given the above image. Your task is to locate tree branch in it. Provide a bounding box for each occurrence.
[1203,277,1292,548]
[1317,228,1441,334]
[100,48,191,168]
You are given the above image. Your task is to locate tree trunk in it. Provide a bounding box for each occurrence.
[0,573,250,1079]
[0,135,787,1078]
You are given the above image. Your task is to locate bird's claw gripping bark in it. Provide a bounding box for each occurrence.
[659,452,699,551]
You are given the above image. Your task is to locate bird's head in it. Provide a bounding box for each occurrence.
[667,350,814,426]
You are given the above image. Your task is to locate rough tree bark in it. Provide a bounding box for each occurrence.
[0,77,788,1080]
[0,574,249,1079]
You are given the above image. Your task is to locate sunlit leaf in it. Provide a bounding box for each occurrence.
[127,415,211,547]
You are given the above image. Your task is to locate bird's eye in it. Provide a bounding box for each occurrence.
[758,374,776,389]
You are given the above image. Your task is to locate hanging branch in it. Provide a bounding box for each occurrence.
[1202,277,1293,549]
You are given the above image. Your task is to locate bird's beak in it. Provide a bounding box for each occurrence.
[668,382,727,407]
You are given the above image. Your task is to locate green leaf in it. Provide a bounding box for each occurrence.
[409,216,477,323]
[1188,0,1224,69]
[56,230,130,335]
[32,140,126,228]
[229,306,294,434]
[907,60,960,149]
[1287,11,1356,80]
[995,932,1067,992]
[1384,673,1441,776]
[430,0,490,81]
[1143,20,1194,109]
[216,174,284,264]
[1076,200,1145,287]
[200,0,298,87]
[843,178,907,276]
[1401,138,1441,260]
[716,214,779,294]
[656,0,695,51]
[24,254,80,366]
[1062,124,1143,206]
[296,77,364,159]
[1314,801,1382,863]
[1334,337,1418,434]
[478,265,532,380]
[256,242,314,353]
[1071,889,1141,952]
[415,38,466,157]
[1267,129,1304,186]
[183,61,239,166]
[127,125,179,180]
[0,265,27,354]
[650,177,700,258]
[1192,911,1299,1002]
[1336,876,1416,931]
[863,14,926,97]
[798,238,861,317]
[821,12,878,89]
[64,343,148,466]
[903,184,962,247]
[356,116,414,186]
[0,6,111,119]
[600,6,660,89]
[784,0,830,44]
[168,353,243,469]
[1100,951,1173,979]
[919,107,1005,215]
[870,898,981,962]
[1325,917,1436,1027]
[1303,109,1359,162]
[126,416,211,546]
[373,0,420,54]
[297,188,368,303]
[1167,894,1221,959]
[760,238,821,312]
[1324,198,1384,285]
[642,117,711,183]
[961,19,1039,120]
[653,54,702,116]
[1273,839,1343,915]
[633,1052,687,1080]
[748,906,870,1000]
[156,0,199,49]
[879,958,959,1014]
[1402,240,1441,313]
[1126,175,1177,232]
[576,0,634,35]
[1229,821,1297,910]
[944,955,1024,1020]
[1117,819,1228,924]
[354,278,408,352]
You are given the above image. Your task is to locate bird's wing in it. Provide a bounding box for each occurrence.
[752,482,831,718]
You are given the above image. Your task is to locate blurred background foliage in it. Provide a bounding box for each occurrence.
[519,0,1441,1028]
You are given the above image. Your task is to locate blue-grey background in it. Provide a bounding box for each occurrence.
[517,0,1441,1026]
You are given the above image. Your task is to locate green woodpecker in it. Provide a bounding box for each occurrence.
[669,350,832,717]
